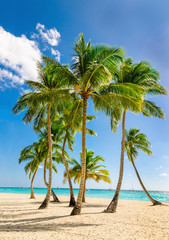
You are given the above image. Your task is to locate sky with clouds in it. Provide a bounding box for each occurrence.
[0,0,169,191]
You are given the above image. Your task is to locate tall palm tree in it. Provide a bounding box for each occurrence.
[12,57,70,209]
[64,149,111,202]
[125,128,162,205]
[58,98,96,206]
[53,34,142,215]
[104,58,167,213]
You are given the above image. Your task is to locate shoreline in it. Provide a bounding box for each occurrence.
[0,192,169,204]
[1,187,169,192]
[0,188,169,203]
[0,193,169,240]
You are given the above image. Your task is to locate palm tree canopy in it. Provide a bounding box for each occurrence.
[45,35,142,115]
[125,128,153,162]
[105,58,167,132]
[19,139,61,179]
[12,56,71,125]
[64,149,111,184]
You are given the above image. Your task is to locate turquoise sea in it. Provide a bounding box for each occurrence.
[0,187,169,202]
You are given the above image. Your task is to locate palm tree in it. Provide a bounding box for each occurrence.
[64,149,111,202]
[43,153,60,202]
[19,140,58,200]
[53,34,143,215]
[12,57,70,209]
[19,141,45,199]
[104,58,166,213]
[58,98,96,206]
[125,128,162,205]
[34,116,75,205]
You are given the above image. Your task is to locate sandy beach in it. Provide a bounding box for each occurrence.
[0,193,169,240]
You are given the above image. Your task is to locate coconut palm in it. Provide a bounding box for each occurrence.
[43,153,60,202]
[52,34,144,215]
[19,141,46,199]
[104,58,166,213]
[12,57,70,209]
[64,149,111,202]
[33,120,72,203]
[125,128,162,205]
[19,140,58,200]
[58,98,96,206]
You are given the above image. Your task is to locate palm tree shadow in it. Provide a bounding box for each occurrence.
[0,214,101,233]
[1,211,40,218]
[83,203,106,208]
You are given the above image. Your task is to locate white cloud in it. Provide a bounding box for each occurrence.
[51,48,60,61]
[72,56,79,63]
[0,26,41,89]
[160,173,168,177]
[39,165,44,169]
[0,24,61,90]
[35,23,60,46]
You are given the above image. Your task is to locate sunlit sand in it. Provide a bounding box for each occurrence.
[0,193,169,240]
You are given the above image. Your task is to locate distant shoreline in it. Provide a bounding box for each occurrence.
[0,187,168,193]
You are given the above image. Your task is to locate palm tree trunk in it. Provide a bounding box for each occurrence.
[71,97,87,215]
[30,168,38,199]
[131,158,162,205]
[104,109,127,213]
[39,103,53,209]
[43,155,60,203]
[62,133,76,206]
[82,179,86,203]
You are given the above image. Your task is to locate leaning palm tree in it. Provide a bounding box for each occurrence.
[19,140,59,200]
[64,149,111,202]
[125,128,162,205]
[104,58,166,213]
[19,141,46,199]
[12,57,70,209]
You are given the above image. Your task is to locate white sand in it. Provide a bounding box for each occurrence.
[0,193,169,240]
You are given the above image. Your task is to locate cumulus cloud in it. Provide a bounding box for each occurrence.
[35,23,60,46]
[0,26,41,89]
[0,23,61,89]
[51,48,60,61]
[160,173,168,177]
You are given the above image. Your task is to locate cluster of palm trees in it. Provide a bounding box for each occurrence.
[12,34,167,215]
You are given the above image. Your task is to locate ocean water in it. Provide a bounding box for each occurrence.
[0,187,169,202]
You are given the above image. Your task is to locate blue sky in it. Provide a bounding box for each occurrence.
[0,0,169,191]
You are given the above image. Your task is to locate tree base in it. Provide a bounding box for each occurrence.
[153,201,162,206]
[69,197,76,207]
[39,198,48,209]
[51,189,60,202]
[104,198,118,213]
[103,209,116,213]
[30,196,35,199]
[70,206,81,215]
